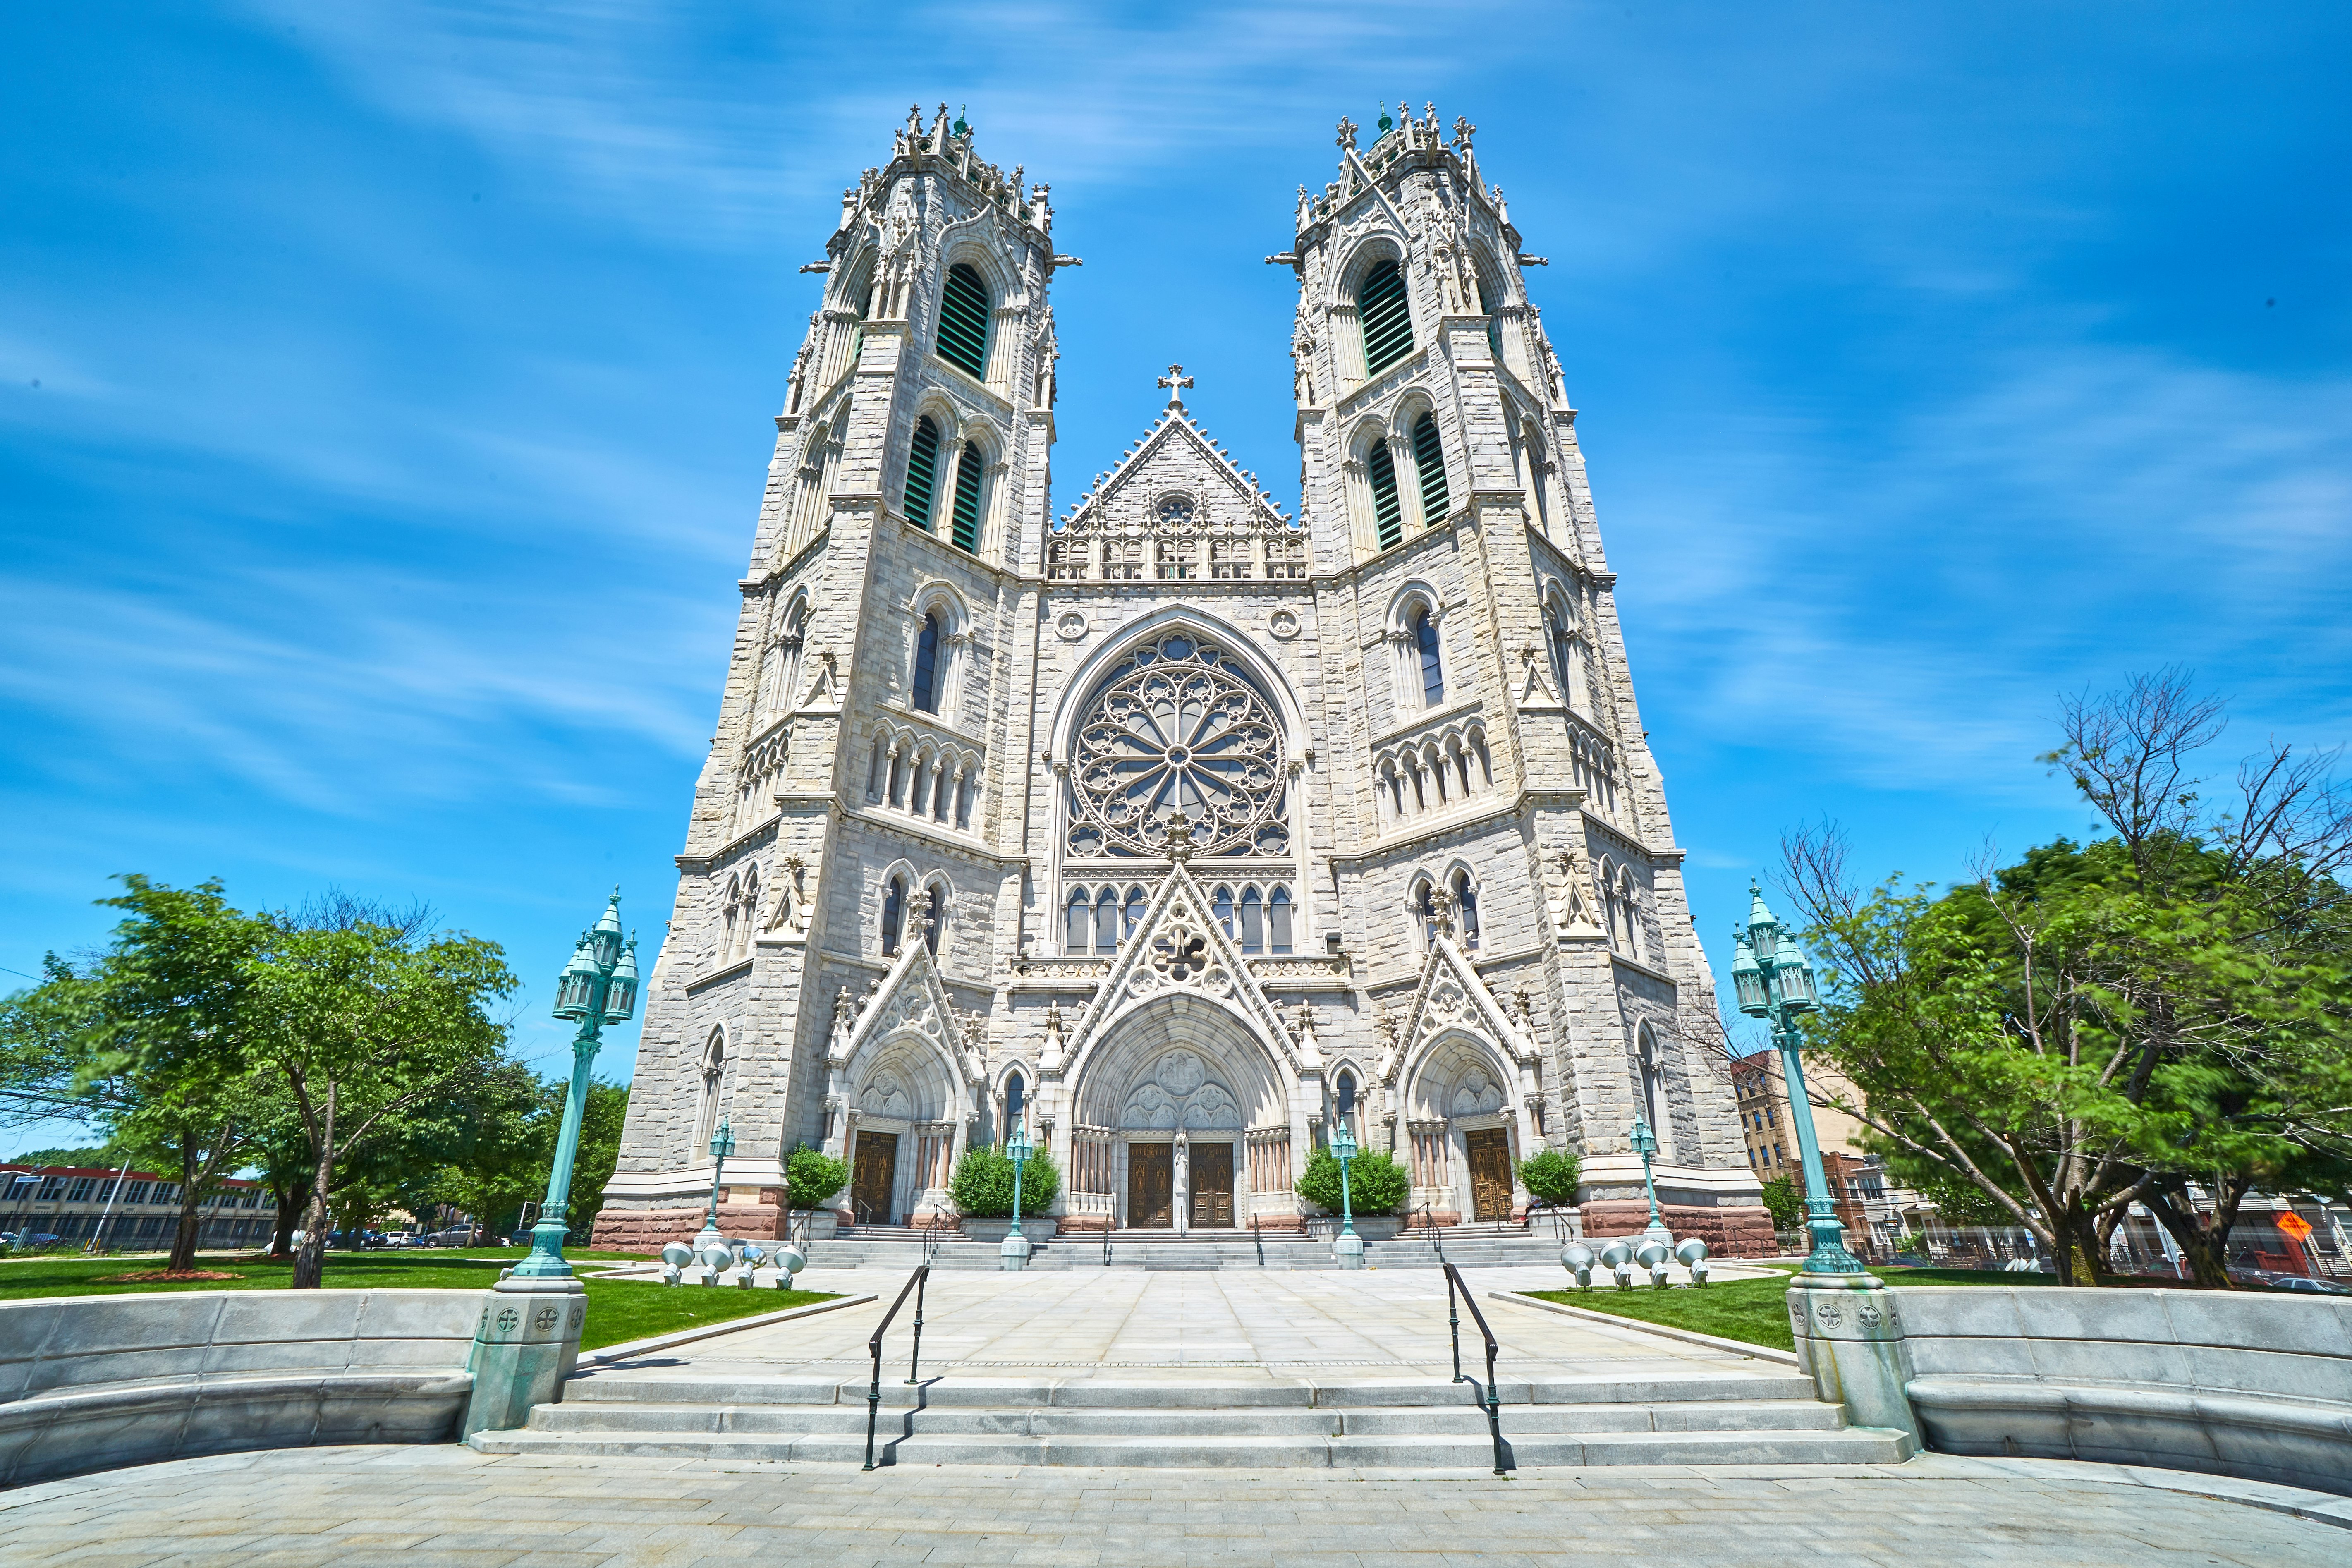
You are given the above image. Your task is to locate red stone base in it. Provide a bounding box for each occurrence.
[1057,1214,1111,1234]
[1578,1201,1777,1259]
[589,1202,789,1253]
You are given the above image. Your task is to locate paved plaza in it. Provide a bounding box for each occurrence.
[5,1443,2347,1566]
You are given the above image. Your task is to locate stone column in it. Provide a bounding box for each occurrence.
[1785,1272,1920,1443]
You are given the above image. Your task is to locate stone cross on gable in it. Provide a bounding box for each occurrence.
[1157,364,1194,405]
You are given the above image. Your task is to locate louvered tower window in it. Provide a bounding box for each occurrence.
[1368,440,1403,550]
[1358,259,1413,374]
[936,263,991,379]
[904,417,940,530]
[950,443,984,553]
[1412,412,1449,525]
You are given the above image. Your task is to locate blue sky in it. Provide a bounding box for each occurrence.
[5,2,2347,1144]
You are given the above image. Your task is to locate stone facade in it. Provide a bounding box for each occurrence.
[591,104,1770,1257]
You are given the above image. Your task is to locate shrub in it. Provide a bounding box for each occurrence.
[1759,1176,1805,1232]
[950,1142,1062,1218]
[784,1145,849,1211]
[1295,1147,1409,1216]
[1517,1148,1582,1208]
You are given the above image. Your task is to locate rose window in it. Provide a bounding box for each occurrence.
[1067,632,1287,859]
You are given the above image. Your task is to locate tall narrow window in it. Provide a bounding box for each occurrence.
[1411,412,1449,525]
[1065,888,1089,953]
[1239,886,1264,955]
[1369,440,1402,550]
[911,612,942,713]
[949,443,984,553]
[1358,258,1413,373]
[1547,601,1576,704]
[1412,879,1437,950]
[904,417,940,530]
[937,263,991,378]
[1094,889,1120,956]
[1005,1071,1026,1128]
[1268,887,1293,954]
[1124,884,1148,939]
[1413,609,1444,707]
[1452,870,1480,951]
[1335,1068,1358,1143]
[924,882,946,956]
[881,876,906,957]
[1213,885,1236,939]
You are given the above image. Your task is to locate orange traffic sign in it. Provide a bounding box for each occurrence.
[2276,1212,2314,1242]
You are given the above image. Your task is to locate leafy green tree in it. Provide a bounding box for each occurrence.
[1295,1147,1409,1216]
[1784,672,2352,1286]
[424,1059,553,1242]
[559,1080,630,1242]
[243,895,516,1288]
[949,1141,1062,1218]
[785,1144,849,1211]
[1758,1176,1805,1233]
[1517,1148,1582,1209]
[0,878,278,1271]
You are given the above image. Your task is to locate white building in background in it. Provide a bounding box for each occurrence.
[592,105,1769,1254]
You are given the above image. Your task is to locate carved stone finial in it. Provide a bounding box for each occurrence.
[1156,363,1194,404]
[1165,810,1195,863]
[1453,115,1475,149]
[834,986,854,1026]
[1335,115,1358,151]
[910,886,935,935]
[1430,886,1457,938]
[1044,998,1064,1039]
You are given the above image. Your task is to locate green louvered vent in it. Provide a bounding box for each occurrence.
[1412,412,1449,525]
[904,417,940,530]
[1369,439,1403,550]
[950,443,984,553]
[937,263,991,379]
[1359,259,1413,374]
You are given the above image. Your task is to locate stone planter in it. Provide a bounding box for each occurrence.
[789,1209,839,1241]
[961,1216,1058,1242]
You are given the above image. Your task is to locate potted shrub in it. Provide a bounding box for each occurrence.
[785,1145,848,1240]
[953,1142,1062,1241]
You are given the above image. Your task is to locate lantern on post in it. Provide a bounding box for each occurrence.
[1732,883,1862,1275]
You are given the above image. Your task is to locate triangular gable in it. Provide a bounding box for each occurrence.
[1058,404,1291,535]
[830,929,976,1085]
[1060,854,1307,1073]
[1380,935,1535,1086]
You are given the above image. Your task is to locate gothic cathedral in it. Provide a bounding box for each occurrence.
[591,104,1771,1256]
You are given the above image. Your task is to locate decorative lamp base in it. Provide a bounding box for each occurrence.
[1000,1231,1031,1271]
[461,1275,586,1438]
[1334,1232,1366,1271]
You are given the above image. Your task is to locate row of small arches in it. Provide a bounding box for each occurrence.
[1377,724,1494,828]
[1061,883,1296,957]
[863,723,981,831]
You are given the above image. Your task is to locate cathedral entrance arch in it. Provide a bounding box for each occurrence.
[1397,1029,1529,1226]
[834,1034,965,1229]
[1062,993,1295,1233]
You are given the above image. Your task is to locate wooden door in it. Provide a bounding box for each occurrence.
[1128,1142,1174,1228]
[852,1131,899,1226]
[1464,1127,1513,1223]
[1189,1144,1235,1229]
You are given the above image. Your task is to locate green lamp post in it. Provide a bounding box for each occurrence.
[1629,1115,1665,1233]
[1732,884,1864,1274]
[694,1119,738,1252]
[463,890,638,1438]
[1002,1118,1034,1271]
[1330,1116,1366,1270]
[513,892,639,1282]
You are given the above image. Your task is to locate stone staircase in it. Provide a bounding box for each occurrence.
[469,1368,1912,1470]
[778,1226,1577,1273]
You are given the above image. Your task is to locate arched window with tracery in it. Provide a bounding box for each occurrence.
[694,1029,727,1155]
[924,881,947,957]
[1005,1068,1026,1129]
[1411,877,1438,952]
[737,866,760,960]
[1065,888,1089,953]
[1451,869,1479,951]
[1413,608,1444,708]
[1357,258,1413,374]
[1063,630,1289,862]
[1335,1068,1359,1144]
[911,612,943,713]
[881,875,906,957]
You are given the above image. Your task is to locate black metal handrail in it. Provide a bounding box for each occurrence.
[1102,1220,1113,1265]
[1415,1203,1448,1263]
[1443,1261,1511,1477]
[861,1264,931,1471]
[1252,1212,1265,1266]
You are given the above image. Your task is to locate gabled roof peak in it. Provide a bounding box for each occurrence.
[1056,393,1292,531]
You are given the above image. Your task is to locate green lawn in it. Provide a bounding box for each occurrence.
[0,1248,837,1352]
[1524,1263,2074,1352]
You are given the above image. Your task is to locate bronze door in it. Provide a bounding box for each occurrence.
[1464,1127,1513,1222]
[1189,1144,1235,1229]
[852,1131,899,1226]
[1128,1143,1174,1228]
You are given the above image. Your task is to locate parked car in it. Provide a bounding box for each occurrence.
[423,1226,482,1248]
[2,1232,62,1248]
[2234,1268,2351,1295]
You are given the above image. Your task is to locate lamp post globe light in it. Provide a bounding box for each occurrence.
[1002,1119,1034,1271]
[1733,884,1863,1276]
[462,890,638,1439]
[1330,1116,1365,1270]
